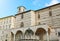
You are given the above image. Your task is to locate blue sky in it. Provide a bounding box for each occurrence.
[0,0,60,18]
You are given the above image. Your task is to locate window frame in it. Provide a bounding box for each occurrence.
[20,22,24,27]
[38,14,40,19]
[58,32,60,36]
[49,11,52,16]
[21,14,23,19]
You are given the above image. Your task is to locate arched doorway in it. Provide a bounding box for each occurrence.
[35,28,46,41]
[25,28,34,39]
[11,32,14,41]
[15,30,23,41]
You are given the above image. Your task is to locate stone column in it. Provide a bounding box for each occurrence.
[34,32,35,39]
[14,34,15,41]
[46,31,49,41]
[34,32,37,41]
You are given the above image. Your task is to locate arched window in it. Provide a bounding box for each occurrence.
[20,22,24,27]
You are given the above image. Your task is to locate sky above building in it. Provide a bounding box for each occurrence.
[0,0,60,18]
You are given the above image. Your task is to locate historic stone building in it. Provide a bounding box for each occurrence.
[0,3,60,41]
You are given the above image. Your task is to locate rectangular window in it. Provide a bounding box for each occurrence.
[6,25,7,29]
[38,14,40,19]
[38,22,41,25]
[43,23,46,25]
[49,11,52,16]
[6,34,8,38]
[4,21,5,24]
[2,31,4,34]
[56,14,60,16]
[21,14,23,19]
[58,32,60,36]
[9,24,11,28]
[20,22,24,27]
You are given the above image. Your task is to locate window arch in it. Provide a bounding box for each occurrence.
[35,28,46,35]
[15,30,23,41]
[25,28,34,35]
[35,28,46,40]
[25,28,34,39]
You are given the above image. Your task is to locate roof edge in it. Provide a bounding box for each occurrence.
[0,15,14,19]
[15,10,32,16]
[35,3,60,12]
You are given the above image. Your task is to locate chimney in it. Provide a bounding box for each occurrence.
[18,6,26,13]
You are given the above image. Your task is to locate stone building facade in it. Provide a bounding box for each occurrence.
[0,3,60,41]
